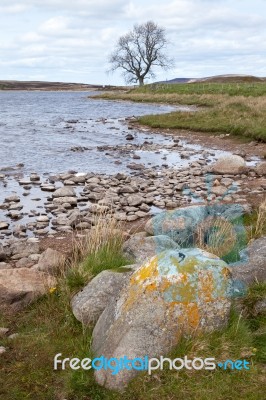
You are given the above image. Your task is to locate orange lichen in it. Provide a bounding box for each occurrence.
[133,256,159,283]
[185,303,200,329]
[199,271,214,302]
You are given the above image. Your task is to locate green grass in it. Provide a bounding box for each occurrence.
[1,274,265,400]
[96,83,266,142]
[0,213,265,399]
[134,82,266,97]
[81,240,130,276]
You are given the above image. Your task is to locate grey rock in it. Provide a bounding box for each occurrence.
[36,216,49,223]
[15,257,34,269]
[212,155,247,174]
[255,162,266,176]
[230,237,266,286]
[127,194,145,206]
[53,186,76,198]
[10,241,39,257]
[53,196,77,206]
[5,195,20,203]
[123,234,180,263]
[0,268,56,312]
[37,248,66,275]
[0,262,12,269]
[71,268,137,325]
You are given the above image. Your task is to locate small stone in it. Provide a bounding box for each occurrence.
[5,195,20,203]
[0,328,9,337]
[8,333,19,340]
[30,174,40,182]
[36,216,49,223]
[0,222,9,230]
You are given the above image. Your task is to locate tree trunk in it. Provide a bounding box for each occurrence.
[138,77,144,86]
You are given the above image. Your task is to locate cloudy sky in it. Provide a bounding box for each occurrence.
[0,0,265,84]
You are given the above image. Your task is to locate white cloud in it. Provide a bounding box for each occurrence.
[0,0,265,83]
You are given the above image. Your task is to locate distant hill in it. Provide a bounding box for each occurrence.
[155,78,192,84]
[0,80,120,91]
[189,74,266,83]
[155,74,266,85]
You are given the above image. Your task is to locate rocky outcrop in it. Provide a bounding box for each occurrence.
[92,248,232,390]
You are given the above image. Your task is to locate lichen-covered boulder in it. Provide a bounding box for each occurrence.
[92,248,232,391]
[123,234,180,263]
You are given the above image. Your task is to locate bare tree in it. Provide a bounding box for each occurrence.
[109,21,173,86]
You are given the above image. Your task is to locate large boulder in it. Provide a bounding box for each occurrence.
[211,155,247,174]
[230,237,266,286]
[71,267,138,325]
[92,248,232,391]
[123,234,180,263]
[0,268,56,312]
[37,248,66,275]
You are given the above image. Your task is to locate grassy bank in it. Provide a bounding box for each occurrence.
[1,283,265,400]
[97,83,266,142]
[0,211,265,400]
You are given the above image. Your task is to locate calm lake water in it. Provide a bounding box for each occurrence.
[0,91,184,175]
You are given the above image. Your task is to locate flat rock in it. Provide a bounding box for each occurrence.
[0,222,9,230]
[0,268,56,312]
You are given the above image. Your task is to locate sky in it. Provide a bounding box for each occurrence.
[0,0,265,85]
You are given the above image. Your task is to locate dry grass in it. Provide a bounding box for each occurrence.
[63,211,130,292]
[195,216,237,258]
[254,199,266,238]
